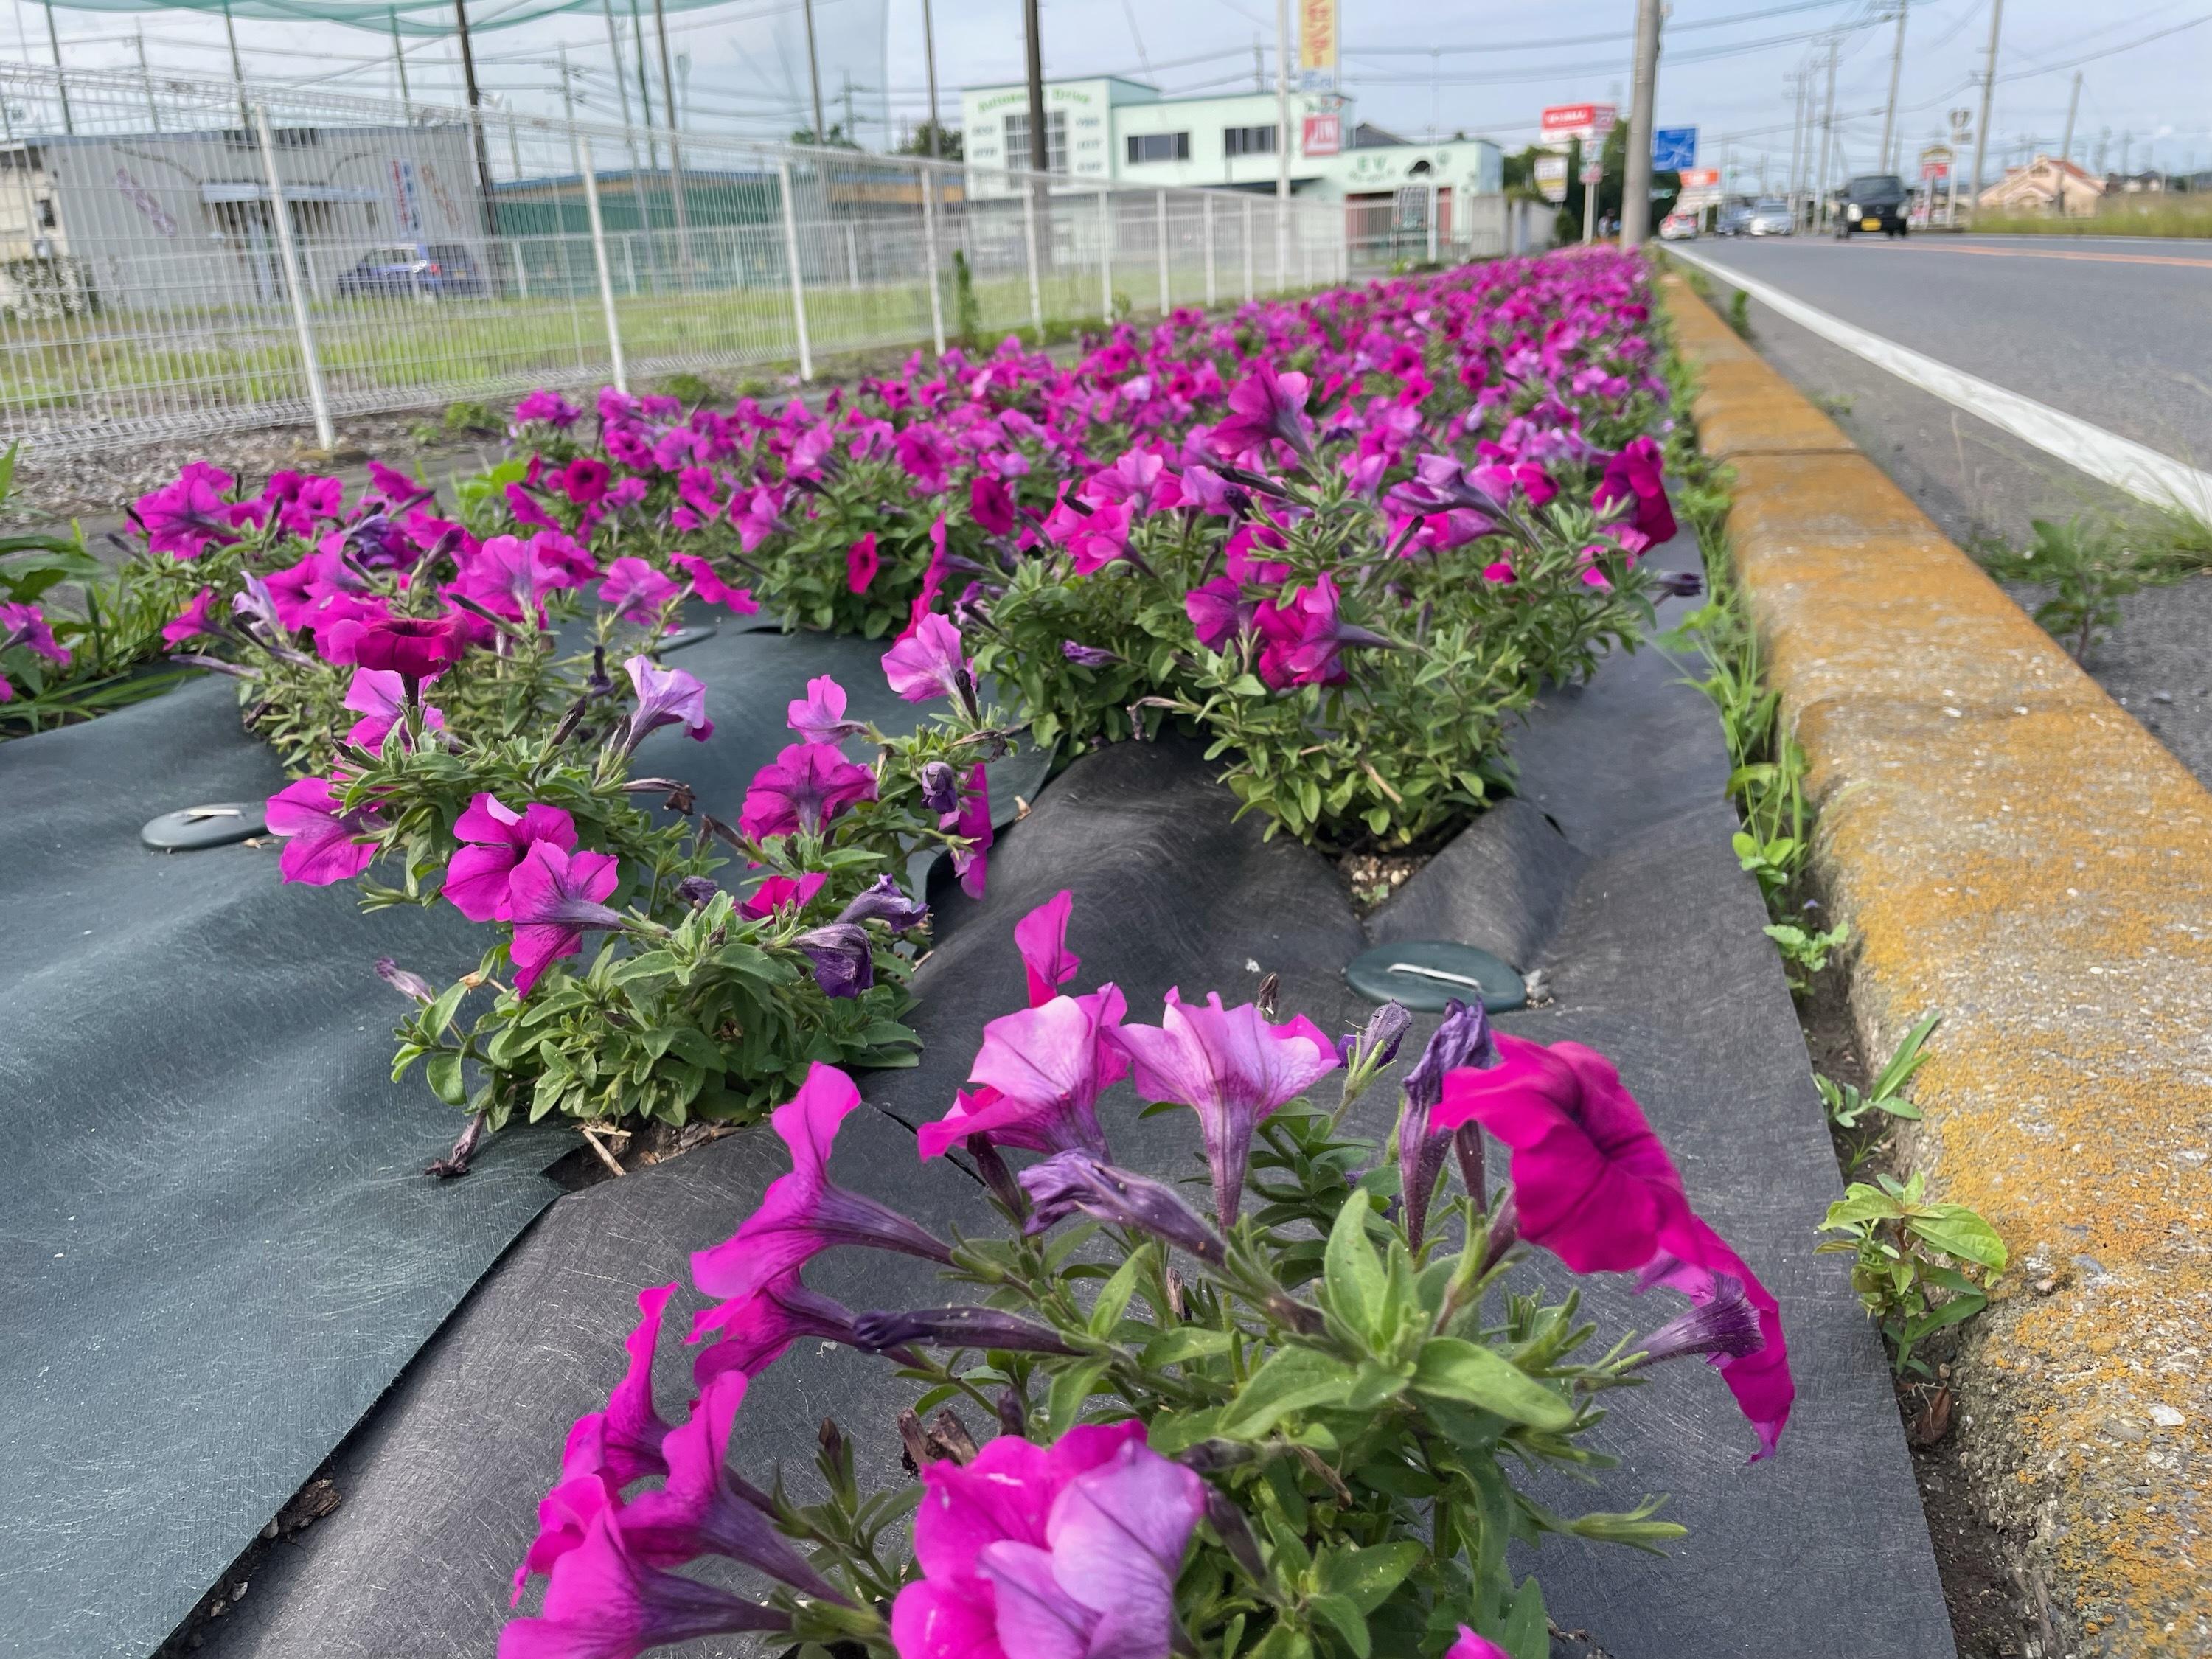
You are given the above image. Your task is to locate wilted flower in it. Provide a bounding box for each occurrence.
[793,921,873,998]
[836,873,928,932]
[690,1064,954,1302]
[945,763,992,899]
[619,655,712,753]
[1060,641,1119,669]
[375,956,437,1004]
[917,759,959,816]
[675,874,720,909]
[1397,999,1494,1252]
[851,1305,1078,1355]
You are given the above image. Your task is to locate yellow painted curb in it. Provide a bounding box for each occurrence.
[1665,271,2212,1656]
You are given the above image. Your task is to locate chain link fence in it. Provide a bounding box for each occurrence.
[0,63,1374,454]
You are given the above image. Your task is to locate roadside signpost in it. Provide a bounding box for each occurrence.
[1652,125,1698,171]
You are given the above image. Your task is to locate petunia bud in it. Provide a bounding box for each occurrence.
[1338,1001,1411,1071]
[1404,998,1493,1114]
[1204,1486,1273,1589]
[967,1135,1028,1218]
[375,956,437,1005]
[995,1385,1029,1439]
[1020,1151,1228,1267]
[675,875,719,909]
[1453,1121,1487,1207]
[851,1305,1079,1355]
[918,759,959,817]
[793,922,873,998]
[1060,641,1119,668]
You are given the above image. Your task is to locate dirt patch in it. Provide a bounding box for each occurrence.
[153,1472,343,1655]
[1336,849,1430,914]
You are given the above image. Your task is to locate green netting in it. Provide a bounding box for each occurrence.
[44,0,856,41]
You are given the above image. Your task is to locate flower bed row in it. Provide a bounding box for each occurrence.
[6,249,1686,1167]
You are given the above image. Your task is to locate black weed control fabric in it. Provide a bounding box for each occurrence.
[0,625,1031,1659]
[192,541,1957,1658]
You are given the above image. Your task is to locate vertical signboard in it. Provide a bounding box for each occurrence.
[1301,112,1342,157]
[1298,0,1338,91]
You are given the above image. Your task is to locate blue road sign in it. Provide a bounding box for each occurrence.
[1652,126,1698,170]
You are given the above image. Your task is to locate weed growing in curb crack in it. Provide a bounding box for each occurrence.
[1818,1169,2009,1377]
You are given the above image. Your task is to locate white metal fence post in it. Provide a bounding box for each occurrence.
[1203,195,1217,307]
[253,103,334,451]
[777,159,813,381]
[1155,189,1169,315]
[1242,197,1255,302]
[579,137,627,394]
[1022,181,1044,341]
[844,221,860,290]
[1098,189,1113,324]
[1427,184,1439,265]
[918,161,947,356]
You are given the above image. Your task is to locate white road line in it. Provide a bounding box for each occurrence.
[1669,245,2212,521]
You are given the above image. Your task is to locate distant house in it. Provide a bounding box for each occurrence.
[1976,154,2106,216]
[2106,170,2168,195]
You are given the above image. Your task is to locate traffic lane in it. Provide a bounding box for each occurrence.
[1722,280,2212,791]
[1687,234,2212,468]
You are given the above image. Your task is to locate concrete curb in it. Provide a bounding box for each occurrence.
[1664,272,2212,1656]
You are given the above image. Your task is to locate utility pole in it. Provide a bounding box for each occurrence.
[921,0,940,160]
[599,0,650,235]
[135,24,159,131]
[220,0,246,131]
[2094,127,2108,175]
[629,1,657,174]
[1253,35,1264,93]
[1022,0,1051,278]
[1816,35,1838,229]
[1621,0,1662,245]
[452,0,497,230]
[1789,69,1806,224]
[1274,0,1291,205]
[1968,0,2003,220]
[801,0,825,142]
[2054,71,2080,214]
[389,9,411,116]
[41,0,71,134]
[2120,130,2132,177]
[650,0,691,266]
[1879,1,1907,173]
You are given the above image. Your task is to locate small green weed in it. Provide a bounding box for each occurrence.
[1818,1169,2007,1376]
[1978,515,2149,661]
[1761,919,1849,990]
[657,370,715,407]
[1725,288,1751,338]
[1820,1009,1938,1133]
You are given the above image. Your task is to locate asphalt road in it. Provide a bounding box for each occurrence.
[1686,233,2212,466]
[1674,232,2212,790]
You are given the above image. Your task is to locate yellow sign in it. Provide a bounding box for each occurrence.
[1300,0,1338,80]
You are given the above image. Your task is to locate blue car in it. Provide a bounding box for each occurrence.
[335,241,487,300]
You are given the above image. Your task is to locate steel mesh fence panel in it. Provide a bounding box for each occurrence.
[0,63,1366,453]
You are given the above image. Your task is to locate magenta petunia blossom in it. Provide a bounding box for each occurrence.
[341,667,445,750]
[506,841,625,995]
[1252,574,1392,690]
[619,655,712,751]
[738,871,827,919]
[0,603,64,675]
[1209,362,1315,464]
[444,793,579,923]
[969,473,1016,536]
[1012,888,1080,1007]
[514,388,582,428]
[1113,990,1339,1228]
[161,588,218,648]
[1445,1627,1512,1659]
[552,455,611,508]
[945,762,991,899]
[846,532,881,595]
[498,1510,789,1659]
[667,552,757,615]
[348,614,468,681]
[132,461,239,559]
[690,1062,953,1301]
[786,675,867,745]
[1435,1034,1793,1460]
[1594,435,1677,544]
[597,557,681,624]
[738,742,878,840]
[882,612,968,705]
[921,984,1130,1163]
[888,1425,1203,1659]
[689,1266,859,1386]
[1184,576,1246,651]
[265,776,380,886]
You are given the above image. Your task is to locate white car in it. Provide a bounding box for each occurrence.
[1657,212,1700,241]
[1745,198,1795,235]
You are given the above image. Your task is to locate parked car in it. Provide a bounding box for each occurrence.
[1657,211,1700,241]
[1832,175,1910,238]
[1746,197,1795,235]
[334,242,487,300]
[1714,201,1756,237]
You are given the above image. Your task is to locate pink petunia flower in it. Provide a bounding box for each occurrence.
[689,1063,953,1301]
[882,613,968,705]
[341,667,445,750]
[738,742,877,839]
[443,793,579,922]
[737,871,827,919]
[667,553,757,615]
[265,775,380,886]
[846,532,880,595]
[619,655,712,751]
[506,841,625,995]
[161,588,218,648]
[497,1510,788,1659]
[597,557,681,624]
[786,675,868,745]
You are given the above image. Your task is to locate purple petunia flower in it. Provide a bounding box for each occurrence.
[444,793,579,923]
[882,612,969,706]
[945,762,992,900]
[667,552,758,616]
[1397,998,1493,1253]
[917,759,959,817]
[737,871,826,919]
[1594,435,1678,544]
[888,1425,1204,1659]
[0,602,69,666]
[970,473,1016,537]
[1210,362,1315,465]
[513,388,582,428]
[597,556,681,624]
[787,675,868,745]
[836,873,928,932]
[690,1064,954,1301]
[689,1266,859,1387]
[737,742,878,840]
[132,461,240,559]
[1445,1628,1513,1659]
[341,667,445,751]
[161,588,218,648]
[920,985,1128,1163]
[1011,888,1080,1007]
[1018,1150,1227,1267]
[619,655,713,753]
[1113,990,1339,1229]
[265,776,380,886]
[506,841,625,995]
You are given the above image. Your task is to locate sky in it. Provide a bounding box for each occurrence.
[8,0,2211,182]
